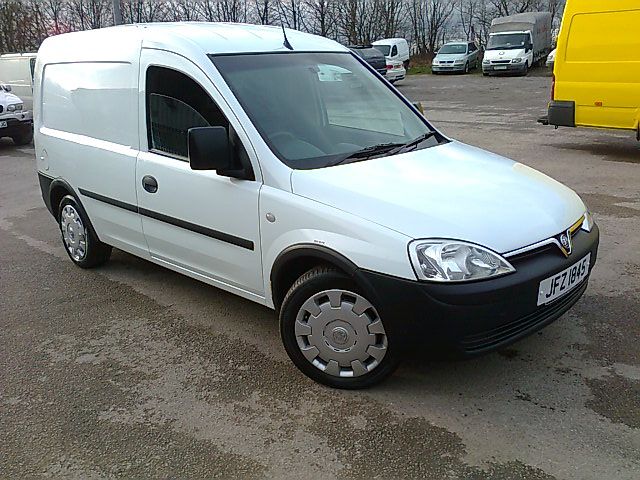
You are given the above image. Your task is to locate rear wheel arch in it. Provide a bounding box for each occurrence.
[48,179,102,243]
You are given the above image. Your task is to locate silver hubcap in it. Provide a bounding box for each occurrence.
[295,289,388,378]
[60,205,87,261]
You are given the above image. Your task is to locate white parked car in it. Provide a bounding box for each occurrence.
[0,83,33,145]
[385,58,406,83]
[34,23,599,389]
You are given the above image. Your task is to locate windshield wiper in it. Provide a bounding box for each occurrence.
[387,131,437,155]
[327,142,404,167]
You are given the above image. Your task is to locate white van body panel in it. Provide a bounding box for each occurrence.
[372,38,410,63]
[0,53,36,111]
[291,141,585,255]
[35,31,147,258]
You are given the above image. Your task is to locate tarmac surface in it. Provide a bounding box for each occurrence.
[1,69,639,479]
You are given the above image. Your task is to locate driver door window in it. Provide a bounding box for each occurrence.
[146,66,229,160]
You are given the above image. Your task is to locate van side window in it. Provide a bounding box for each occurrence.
[146,66,228,159]
[391,45,398,57]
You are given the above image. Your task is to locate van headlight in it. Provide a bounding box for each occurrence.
[409,240,515,282]
[7,103,22,112]
[483,59,490,64]
[454,60,464,64]
[511,58,523,63]
[432,60,439,65]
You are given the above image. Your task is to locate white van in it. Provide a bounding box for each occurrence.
[372,38,410,68]
[35,23,599,389]
[0,53,37,111]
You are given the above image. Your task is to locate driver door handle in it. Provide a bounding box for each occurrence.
[142,175,158,193]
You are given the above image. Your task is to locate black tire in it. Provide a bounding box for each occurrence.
[58,195,111,268]
[12,130,33,146]
[522,61,529,76]
[464,62,469,74]
[482,71,489,76]
[280,266,399,389]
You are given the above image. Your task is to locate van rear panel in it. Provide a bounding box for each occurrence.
[554,1,640,131]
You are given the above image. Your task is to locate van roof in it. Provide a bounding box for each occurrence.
[372,38,407,45]
[38,22,347,64]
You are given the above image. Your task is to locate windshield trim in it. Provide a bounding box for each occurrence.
[209,51,446,170]
[209,50,350,57]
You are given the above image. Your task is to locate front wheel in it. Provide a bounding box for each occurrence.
[464,62,469,74]
[280,267,398,389]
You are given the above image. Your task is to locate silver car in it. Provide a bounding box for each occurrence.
[432,42,480,74]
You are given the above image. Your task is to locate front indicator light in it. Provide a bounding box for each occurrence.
[582,211,595,232]
[409,240,515,282]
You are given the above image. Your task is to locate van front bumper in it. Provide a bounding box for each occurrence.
[482,63,527,74]
[359,225,599,356]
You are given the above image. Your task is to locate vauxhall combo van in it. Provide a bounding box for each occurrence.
[35,23,599,389]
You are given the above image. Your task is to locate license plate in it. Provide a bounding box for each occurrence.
[494,66,508,70]
[0,121,7,128]
[537,253,590,306]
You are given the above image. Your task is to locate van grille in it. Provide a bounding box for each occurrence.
[460,279,588,353]
[491,60,511,64]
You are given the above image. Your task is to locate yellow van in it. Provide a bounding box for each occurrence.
[543,0,640,138]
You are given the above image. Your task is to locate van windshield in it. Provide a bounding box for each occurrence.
[486,33,528,50]
[373,44,391,56]
[210,52,440,170]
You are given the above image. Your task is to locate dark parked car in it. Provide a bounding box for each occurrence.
[349,46,387,76]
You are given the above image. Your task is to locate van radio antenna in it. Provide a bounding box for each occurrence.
[277,7,293,50]
[282,25,293,50]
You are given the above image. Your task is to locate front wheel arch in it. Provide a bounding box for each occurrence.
[270,244,376,313]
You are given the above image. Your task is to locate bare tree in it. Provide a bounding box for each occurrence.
[121,0,168,23]
[409,0,455,55]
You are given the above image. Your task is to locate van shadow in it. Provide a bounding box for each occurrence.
[101,248,607,397]
[553,139,640,164]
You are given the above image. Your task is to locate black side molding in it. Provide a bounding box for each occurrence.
[79,188,138,213]
[547,100,576,128]
[78,188,254,251]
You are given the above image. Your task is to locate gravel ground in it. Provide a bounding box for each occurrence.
[1,69,639,479]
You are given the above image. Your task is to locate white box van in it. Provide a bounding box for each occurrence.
[372,38,410,68]
[0,53,37,111]
[35,23,599,389]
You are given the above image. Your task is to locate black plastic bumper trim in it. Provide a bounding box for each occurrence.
[78,188,254,251]
[548,100,576,128]
[358,226,599,356]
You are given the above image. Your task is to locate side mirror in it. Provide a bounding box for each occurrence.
[188,126,232,171]
[2,84,11,92]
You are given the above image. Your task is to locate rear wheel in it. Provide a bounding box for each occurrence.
[58,195,111,268]
[464,62,470,74]
[280,267,398,389]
